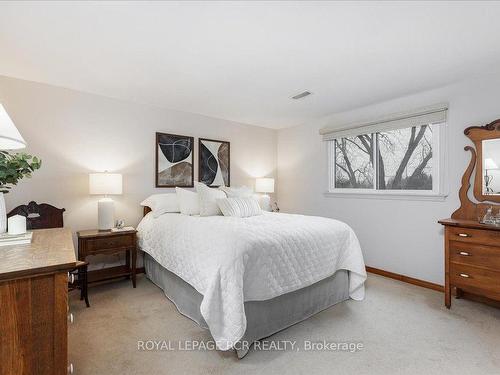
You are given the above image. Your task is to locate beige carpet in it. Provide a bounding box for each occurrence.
[68,274,500,375]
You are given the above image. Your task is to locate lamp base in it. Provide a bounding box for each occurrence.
[98,198,115,231]
[259,194,272,212]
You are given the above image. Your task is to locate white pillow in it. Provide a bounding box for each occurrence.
[195,182,226,216]
[220,185,253,198]
[140,193,180,218]
[175,187,200,215]
[216,197,262,218]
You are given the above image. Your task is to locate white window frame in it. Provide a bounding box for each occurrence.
[325,121,449,202]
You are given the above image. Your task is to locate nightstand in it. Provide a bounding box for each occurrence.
[77,229,137,288]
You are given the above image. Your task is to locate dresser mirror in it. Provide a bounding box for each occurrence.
[462,119,500,205]
[482,138,500,195]
[450,119,500,221]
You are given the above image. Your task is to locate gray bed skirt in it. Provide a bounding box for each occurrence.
[144,253,350,358]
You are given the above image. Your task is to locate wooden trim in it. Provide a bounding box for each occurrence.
[439,218,500,231]
[366,266,444,292]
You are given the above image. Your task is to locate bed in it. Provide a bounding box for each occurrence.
[137,208,366,358]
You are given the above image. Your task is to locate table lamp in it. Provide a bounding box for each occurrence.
[484,158,498,194]
[255,177,275,211]
[0,103,27,234]
[0,104,26,150]
[89,172,122,231]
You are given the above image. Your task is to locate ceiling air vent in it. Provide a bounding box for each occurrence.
[291,90,312,100]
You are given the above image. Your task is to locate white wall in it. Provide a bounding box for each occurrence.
[277,71,500,285]
[0,75,276,256]
[3,71,500,284]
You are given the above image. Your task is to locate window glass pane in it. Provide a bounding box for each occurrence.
[334,134,374,189]
[377,125,433,190]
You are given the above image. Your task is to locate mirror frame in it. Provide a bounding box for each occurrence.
[465,119,500,203]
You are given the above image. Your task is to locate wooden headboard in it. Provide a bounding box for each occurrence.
[143,206,152,216]
[8,201,65,229]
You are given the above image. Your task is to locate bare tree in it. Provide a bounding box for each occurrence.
[335,135,373,188]
[389,125,429,189]
[335,125,433,190]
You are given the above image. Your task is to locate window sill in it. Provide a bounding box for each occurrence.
[323,191,448,202]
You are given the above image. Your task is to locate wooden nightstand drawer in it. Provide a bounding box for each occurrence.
[449,241,500,269]
[450,263,500,299]
[86,234,134,253]
[448,226,500,246]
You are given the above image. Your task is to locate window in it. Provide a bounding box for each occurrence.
[323,105,448,200]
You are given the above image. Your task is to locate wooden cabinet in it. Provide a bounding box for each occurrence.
[439,219,500,308]
[0,228,76,375]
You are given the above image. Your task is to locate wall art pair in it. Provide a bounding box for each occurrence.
[155,132,230,188]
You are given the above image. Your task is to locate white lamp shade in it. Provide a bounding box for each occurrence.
[89,173,122,195]
[484,158,498,170]
[255,177,275,193]
[0,104,26,150]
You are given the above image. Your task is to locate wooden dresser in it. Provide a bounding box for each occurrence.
[439,119,500,309]
[0,228,76,375]
[439,219,500,308]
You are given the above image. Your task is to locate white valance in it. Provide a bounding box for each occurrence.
[320,103,448,141]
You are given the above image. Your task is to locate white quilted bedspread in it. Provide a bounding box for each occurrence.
[137,212,366,350]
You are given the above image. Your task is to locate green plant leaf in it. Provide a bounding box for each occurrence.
[0,152,42,191]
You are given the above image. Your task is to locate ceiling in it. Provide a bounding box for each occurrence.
[1,1,500,129]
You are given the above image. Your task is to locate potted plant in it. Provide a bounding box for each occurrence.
[0,151,41,233]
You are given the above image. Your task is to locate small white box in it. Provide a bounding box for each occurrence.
[8,214,27,235]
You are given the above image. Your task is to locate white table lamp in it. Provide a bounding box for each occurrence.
[484,158,498,194]
[255,177,275,211]
[89,173,122,231]
[484,158,498,170]
[0,104,26,150]
[0,103,27,234]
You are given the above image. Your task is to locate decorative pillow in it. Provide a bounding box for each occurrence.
[175,187,200,215]
[140,193,180,218]
[195,182,226,216]
[219,185,253,198]
[216,197,263,218]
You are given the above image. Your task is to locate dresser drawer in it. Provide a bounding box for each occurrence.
[447,226,500,246]
[86,235,134,253]
[449,241,500,269]
[450,263,500,300]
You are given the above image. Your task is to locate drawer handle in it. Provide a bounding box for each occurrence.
[458,251,471,256]
[459,273,470,278]
[67,273,75,284]
[68,313,74,324]
[68,363,74,374]
[458,233,471,238]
